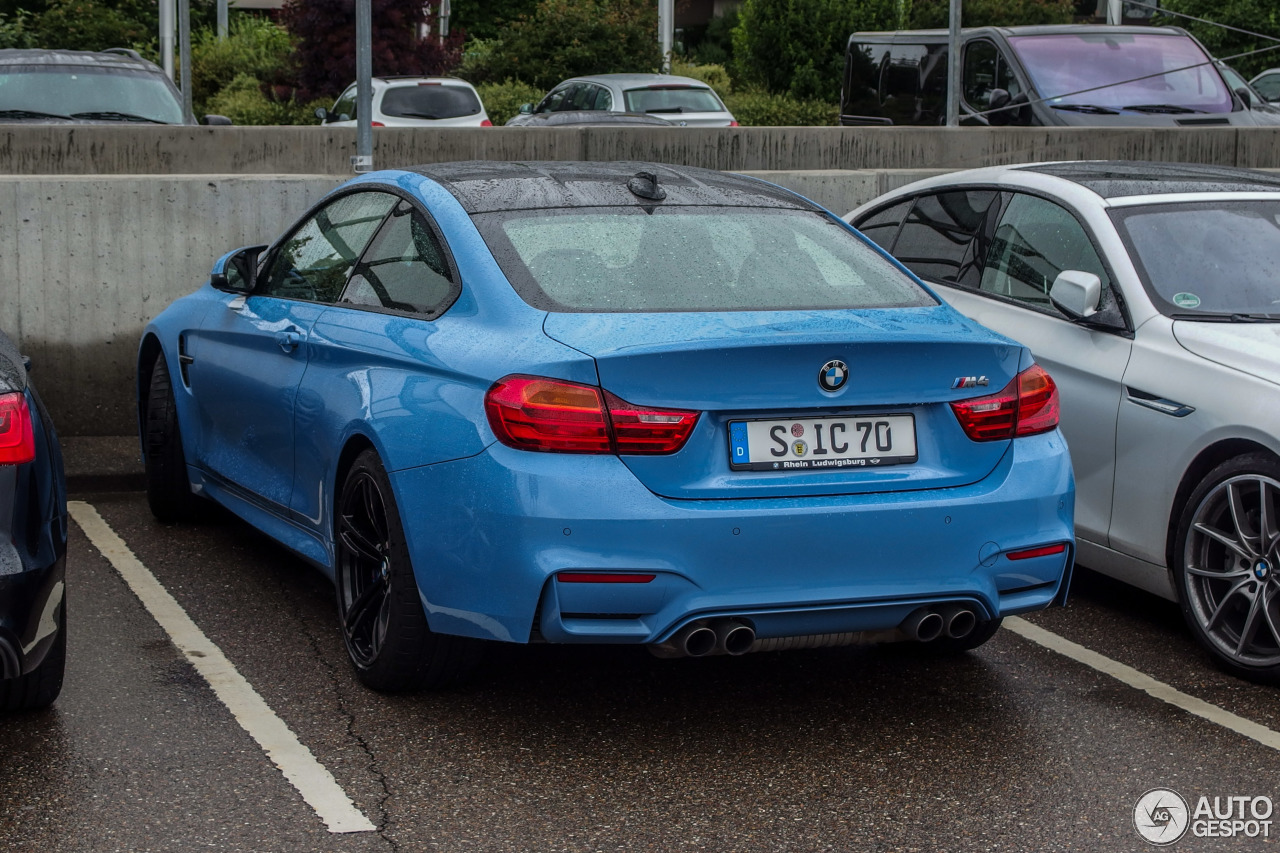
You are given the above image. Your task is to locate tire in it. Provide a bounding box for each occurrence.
[144,355,201,522]
[335,449,482,692]
[0,601,65,711]
[1174,453,1280,683]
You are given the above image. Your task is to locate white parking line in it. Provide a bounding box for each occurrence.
[1006,616,1280,752]
[69,501,376,835]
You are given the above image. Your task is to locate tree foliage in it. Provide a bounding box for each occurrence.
[908,0,1074,29]
[449,0,536,41]
[1157,0,1280,79]
[280,0,464,102]
[461,0,660,90]
[731,0,902,102]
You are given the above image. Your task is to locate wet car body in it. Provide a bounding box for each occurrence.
[0,330,67,711]
[138,161,1073,690]
[847,161,1280,682]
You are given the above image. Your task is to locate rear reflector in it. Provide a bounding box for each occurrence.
[950,364,1059,442]
[557,572,656,583]
[1007,543,1068,561]
[0,392,35,465]
[485,375,699,455]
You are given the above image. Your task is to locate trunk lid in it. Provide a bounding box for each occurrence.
[543,307,1024,499]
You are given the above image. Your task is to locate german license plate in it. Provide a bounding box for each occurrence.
[728,414,917,471]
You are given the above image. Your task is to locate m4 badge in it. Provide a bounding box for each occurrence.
[952,376,990,389]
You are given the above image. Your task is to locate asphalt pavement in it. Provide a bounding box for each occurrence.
[2,448,1279,851]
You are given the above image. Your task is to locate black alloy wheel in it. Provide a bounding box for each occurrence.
[335,449,481,691]
[1176,453,1280,683]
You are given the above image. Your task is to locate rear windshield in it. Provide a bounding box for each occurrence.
[1008,33,1233,113]
[380,84,481,119]
[475,206,935,313]
[0,65,183,123]
[623,86,724,114]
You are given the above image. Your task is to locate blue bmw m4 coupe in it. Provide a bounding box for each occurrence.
[138,161,1075,691]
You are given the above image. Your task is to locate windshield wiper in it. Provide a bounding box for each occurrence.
[69,111,168,124]
[1123,104,1205,114]
[0,109,74,120]
[1049,103,1120,114]
[1169,312,1280,322]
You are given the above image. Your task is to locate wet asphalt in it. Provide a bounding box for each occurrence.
[3,491,1280,852]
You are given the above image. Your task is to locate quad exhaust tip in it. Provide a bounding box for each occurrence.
[649,619,756,658]
[901,605,978,642]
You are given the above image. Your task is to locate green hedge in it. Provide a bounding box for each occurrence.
[723,91,838,126]
[475,79,544,126]
[205,73,327,126]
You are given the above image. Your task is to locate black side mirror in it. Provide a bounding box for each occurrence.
[315,106,329,122]
[202,114,233,126]
[986,89,1012,126]
[1235,86,1255,108]
[210,244,267,294]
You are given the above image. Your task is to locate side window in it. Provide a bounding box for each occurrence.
[878,44,927,125]
[590,85,613,111]
[550,84,583,112]
[853,199,913,251]
[341,202,457,316]
[565,84,598,111]
[259,192,398,303]
[963,40,1021,110]
[892,191,999,287]
[536,84,571,114]
[331,86,356,122]
[979,193,1111,311]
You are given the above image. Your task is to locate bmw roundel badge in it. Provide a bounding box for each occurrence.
[818,360,848,392]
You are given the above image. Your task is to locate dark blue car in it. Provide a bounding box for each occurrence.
[137,161,1075,691]
[0,330,67,711]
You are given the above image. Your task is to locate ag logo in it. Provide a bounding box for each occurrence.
[1134,789,1190,845]
[818,360,848,392]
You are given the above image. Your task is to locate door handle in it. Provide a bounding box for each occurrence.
[277,329,303,353]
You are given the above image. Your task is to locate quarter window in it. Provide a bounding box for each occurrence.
[330,86,356,121]
[854,199,913,251]
[259,192,398,303]
[979,193,1111,310]
[892,191,999,287]
[342,202,457,316]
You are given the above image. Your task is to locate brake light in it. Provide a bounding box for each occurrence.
[729,120,740,127]
[0,392,35,465]
[950,364,1059,442]
[481,119,493,126]
[371,121,385,127]
[485,375,699,455]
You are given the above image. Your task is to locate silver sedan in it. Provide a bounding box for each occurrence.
[506,73,737,127]
[847,161,1280,683]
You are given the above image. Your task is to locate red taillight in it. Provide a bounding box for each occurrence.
[557,572,656,583]
[0,392,35,465]
[480,119,493,126]
[371,121,385,127]
[950,364,1059,442]
[1007,543,1068,561]
[485,375,699,455]
[728,120,740,127]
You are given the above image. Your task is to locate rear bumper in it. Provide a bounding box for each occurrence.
[391,429,1074,645]
[0,545,65,679]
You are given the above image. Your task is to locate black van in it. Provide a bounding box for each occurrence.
[841,25,1260,127]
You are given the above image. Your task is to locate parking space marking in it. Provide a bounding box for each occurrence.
[69,501,376,834]
[1006,616,1280,751]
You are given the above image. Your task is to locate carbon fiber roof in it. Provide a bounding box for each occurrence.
[1018,161,1280,198]
[408,161,812,214]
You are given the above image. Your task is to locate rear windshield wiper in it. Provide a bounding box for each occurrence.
[69,111,169,124]
[1049,103,1120,115]
[0,109,74,120]
[1123,104,1205,114]
[1169,312,1280,322]
[644,107,687,114]
[394,111,442,120]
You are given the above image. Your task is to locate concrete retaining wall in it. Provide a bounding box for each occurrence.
[6,122,1280,436]
[1,125,1278,174]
